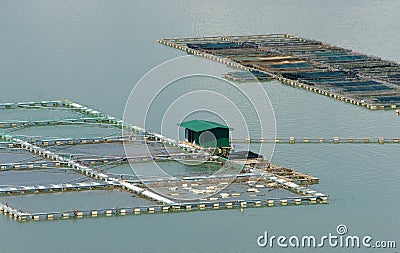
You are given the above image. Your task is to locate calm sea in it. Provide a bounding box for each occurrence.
[0,1,399,252]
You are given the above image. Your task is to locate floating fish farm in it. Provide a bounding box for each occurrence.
[0,100,327,222]
[158,34,400,110]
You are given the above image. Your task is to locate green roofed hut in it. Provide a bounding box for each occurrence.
[178,120,231,149]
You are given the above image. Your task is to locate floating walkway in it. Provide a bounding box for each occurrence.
[0,118,114,129]
[29,136,142,146]
[0,161,66,171]
[230,137,399,144]
[1,136,398,148]
[158,34,400,110]
[0,101,67,109]
[1,194,327,221]
[0,182,113,195]
[0,153,211,171]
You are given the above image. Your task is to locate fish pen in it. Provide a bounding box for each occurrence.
[0,100,327,222]
[158,34,400,110]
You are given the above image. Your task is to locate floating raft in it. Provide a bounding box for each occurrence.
[158,34,400,110]
[0,100,328,222]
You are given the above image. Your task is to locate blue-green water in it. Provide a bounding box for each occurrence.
[1,1,399,252]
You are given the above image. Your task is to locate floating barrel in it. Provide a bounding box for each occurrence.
[320,197,328,203]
